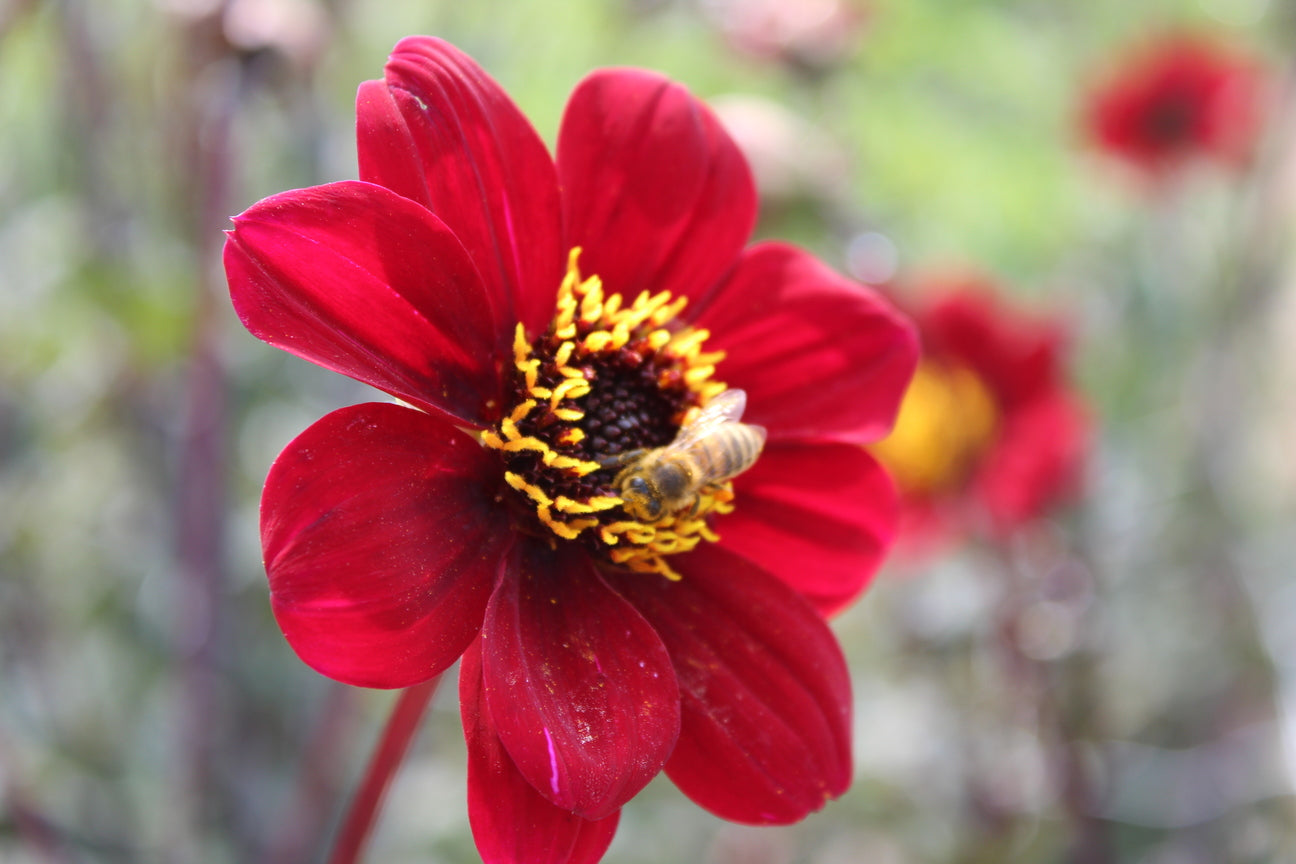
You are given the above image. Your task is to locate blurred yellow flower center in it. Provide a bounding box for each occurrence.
[871,360,998,496]
[481,249,734,580]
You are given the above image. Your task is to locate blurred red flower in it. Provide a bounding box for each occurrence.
[872,278,1088,544]
[224,37,917,863]
[1084,34,1265,176]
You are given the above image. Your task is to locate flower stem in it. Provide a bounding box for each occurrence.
[327,677,442,864]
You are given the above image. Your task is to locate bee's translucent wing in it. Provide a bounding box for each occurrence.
[669,389,747,450]
[702,388,747,423]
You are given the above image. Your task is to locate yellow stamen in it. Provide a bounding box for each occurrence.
[551,407,585,422]
[557,428,585,446]
[645,330,672,351]
[871,360,999,496]
[669,328,709,355]
[505,471,551,506]
[554,341,575,367]
[508,399,536,423]
[550,376,589,408]
[684,365,716,384]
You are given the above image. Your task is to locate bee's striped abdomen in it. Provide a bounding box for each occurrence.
[698,422,767,482]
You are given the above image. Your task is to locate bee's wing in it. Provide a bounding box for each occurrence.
[704,388,747,423]
[668,389,748,450]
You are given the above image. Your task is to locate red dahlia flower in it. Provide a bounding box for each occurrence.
[224,37,917,863]
[1085,34,1265,176]
[872,278,1088,542]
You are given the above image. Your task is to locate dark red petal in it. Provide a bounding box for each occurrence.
[261,402,512,689]
[692,242,919,444]
[1085,36,1263,171]
[557,68,755,307]
[357,36,563,338]
[480,541,680,820]
[975,392,1090,530]
[225,181,506,428]
[721,442,898,616]
[563,813,620,864]
[461,641,620,864]
[918,285,1065,410]
[608,544,853,825]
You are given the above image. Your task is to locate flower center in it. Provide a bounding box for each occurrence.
[482,249,735,580]
[871,359,998,497]
[1143,91,1198,146]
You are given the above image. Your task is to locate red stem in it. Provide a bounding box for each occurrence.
[326,677,442,864]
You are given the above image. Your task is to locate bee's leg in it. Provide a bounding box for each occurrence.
[683,487,721,519]
[686,484,723,518]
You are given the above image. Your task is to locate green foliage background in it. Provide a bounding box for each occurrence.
[2,0,1295,862]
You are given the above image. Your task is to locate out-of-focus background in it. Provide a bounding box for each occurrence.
[3,0,1296,861]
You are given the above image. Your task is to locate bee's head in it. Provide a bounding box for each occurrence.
[621,475,664,522]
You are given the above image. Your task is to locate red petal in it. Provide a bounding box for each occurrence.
[557,68,755,307]
[480,541,680,819]
[692,242,919,444]
[722,442,898,616]
[225,181,506,428]
[608,544,853,824]
[357,36,563,338]
[563,814,620,864]
[917,285,1065,410]
[461,641,620,864]
[1085,37,1263,171]
[975,392,1090,530]
[261,402,512,689]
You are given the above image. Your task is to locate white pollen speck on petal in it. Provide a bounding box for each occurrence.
[543,727,561,797]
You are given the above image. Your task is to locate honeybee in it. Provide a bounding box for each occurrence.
[612,389,767,522]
